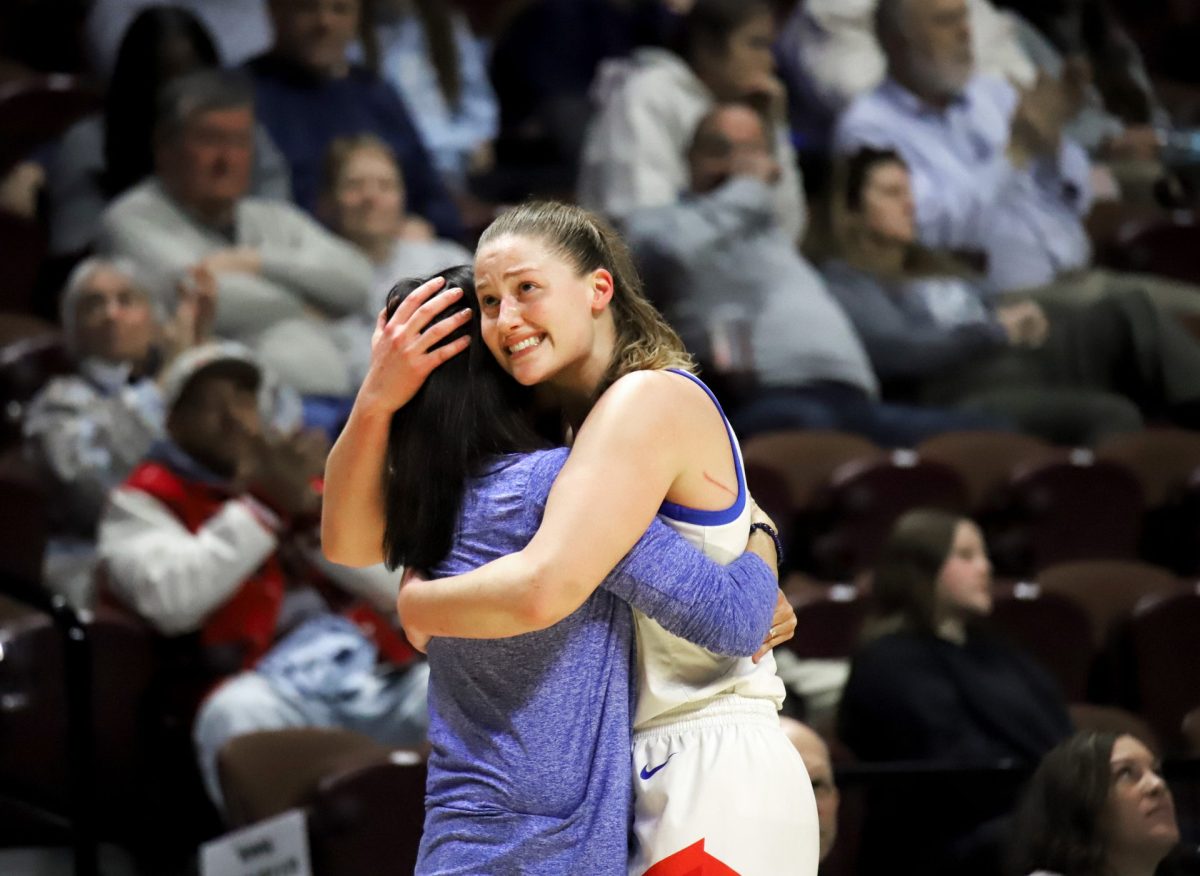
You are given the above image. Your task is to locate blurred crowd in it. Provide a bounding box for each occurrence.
[2,0,1200,873]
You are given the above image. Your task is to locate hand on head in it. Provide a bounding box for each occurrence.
[358,275,472,417]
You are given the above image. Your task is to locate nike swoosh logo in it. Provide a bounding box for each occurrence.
[639,753,677,780]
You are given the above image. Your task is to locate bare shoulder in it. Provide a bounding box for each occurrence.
[590,369,714,426]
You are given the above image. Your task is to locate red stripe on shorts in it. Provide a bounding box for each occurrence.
[643,839,741,876]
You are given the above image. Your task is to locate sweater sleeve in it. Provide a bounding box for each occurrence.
[627,177,776,268]
[824,264,1006,380]
[96,190,314,334]
[254,204,373,317]
[98,487,279,636]
[605,521,777,657]
[523,450,777,656]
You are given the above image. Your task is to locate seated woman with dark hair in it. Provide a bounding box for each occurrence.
[838,508,1075,874]
[1007,731,1183,876]
[820,147,1200,445]
[838,508,1072,766]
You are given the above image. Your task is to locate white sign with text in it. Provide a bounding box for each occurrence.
[201,808,312,876]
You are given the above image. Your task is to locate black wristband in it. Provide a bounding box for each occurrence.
[748,521,784,568]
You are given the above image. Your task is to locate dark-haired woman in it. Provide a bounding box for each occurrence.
[48,6,289,255]
[821,146,1200,444]
[374,266,792,874]
[838,508,1072,767]
[838,508,1074,873]
[1007,731,1182,876]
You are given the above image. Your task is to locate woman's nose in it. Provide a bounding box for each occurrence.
[1143,770,1167,796]
[498,296,522,329]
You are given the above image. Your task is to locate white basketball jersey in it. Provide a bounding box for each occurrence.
[631,371,786,729]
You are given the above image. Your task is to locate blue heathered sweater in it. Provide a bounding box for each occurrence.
[417,448,777,874]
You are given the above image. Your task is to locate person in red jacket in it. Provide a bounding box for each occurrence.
[98,341,428,811]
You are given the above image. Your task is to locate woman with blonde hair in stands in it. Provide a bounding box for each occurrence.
[324,201,818,873]
[319,134,471,312]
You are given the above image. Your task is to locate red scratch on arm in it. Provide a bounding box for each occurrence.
[702,471,736,498]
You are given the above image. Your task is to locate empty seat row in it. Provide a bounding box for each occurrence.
[744,429,1200,578]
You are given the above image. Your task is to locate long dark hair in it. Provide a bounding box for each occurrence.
[103,6,219,197]
[866,508,964,639]
[1006,731,1118,876]
[380,265,547,571]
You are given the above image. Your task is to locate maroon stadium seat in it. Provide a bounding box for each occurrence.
[1128,587,1200,752]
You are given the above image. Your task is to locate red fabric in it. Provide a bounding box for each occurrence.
[644,840,741,876]
[124,462,284,669]
[343,602,418,667]
[120,462,417,670]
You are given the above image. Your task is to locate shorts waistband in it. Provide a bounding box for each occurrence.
[632,695,779,739]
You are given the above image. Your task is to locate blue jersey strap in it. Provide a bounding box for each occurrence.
[657,369,747,525]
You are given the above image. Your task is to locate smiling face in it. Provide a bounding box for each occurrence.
[934,520,993,622]
[329,145,405,250]
[473,234,615,397]
[1105,735,1180,869]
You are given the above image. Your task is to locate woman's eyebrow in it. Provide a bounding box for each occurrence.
[1110,757,1147,770]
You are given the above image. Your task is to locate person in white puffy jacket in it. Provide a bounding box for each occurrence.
[97,342,427,811]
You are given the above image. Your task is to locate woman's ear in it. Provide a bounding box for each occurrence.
[590,268,615,312]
